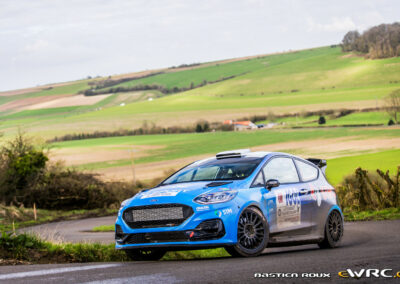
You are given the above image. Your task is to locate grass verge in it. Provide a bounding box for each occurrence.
[0,233,228,265]
[343,208,400,221]
[0,233,127,264]
[92,225,114,232]
[0,205,117,233]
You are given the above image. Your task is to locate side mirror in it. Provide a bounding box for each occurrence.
[266,179,280,190]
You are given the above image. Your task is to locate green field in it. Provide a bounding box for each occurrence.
[55,127,397,165]
[71,46,400,120]
[327,149,400,185]
[257,111,392,127]
[1,46,399,138]
[323,111,391,126]
[100,46,400,94]
[51,127,400,185]
[0,81,90,106]
[106,57,267,90]
[1,45,399,186]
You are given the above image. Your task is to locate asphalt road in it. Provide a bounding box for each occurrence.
[4,219,400,283]
[20,216,116,243]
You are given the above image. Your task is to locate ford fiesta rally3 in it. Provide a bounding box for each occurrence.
[115,149,343,260]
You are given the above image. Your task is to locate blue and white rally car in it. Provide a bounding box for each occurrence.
[115,149,343,260]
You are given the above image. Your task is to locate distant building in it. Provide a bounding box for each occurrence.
[265,122,278,128]
[224,120,258,131]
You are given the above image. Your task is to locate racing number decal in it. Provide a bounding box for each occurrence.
[276,188,301,228]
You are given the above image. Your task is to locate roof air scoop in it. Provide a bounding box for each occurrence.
[216,149,251,159]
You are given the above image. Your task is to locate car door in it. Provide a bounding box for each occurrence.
[294,158,322,234]
[262,156,312,238]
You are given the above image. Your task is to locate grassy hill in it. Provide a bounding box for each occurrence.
[1,45,399,185]
[1,46,399,138]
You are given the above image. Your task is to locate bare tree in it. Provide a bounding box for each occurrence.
[342,30,360,52]
[385,89,400,124]
[341,22,400,58]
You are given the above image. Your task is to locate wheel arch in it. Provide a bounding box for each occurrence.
[317,205,343,237]
[233,201,269,242]
[327,205,344,222]
[236,201,267,222]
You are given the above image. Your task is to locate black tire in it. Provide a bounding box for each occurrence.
[125,248,167,261]
[318,210,344,249]
[225,207,268,257]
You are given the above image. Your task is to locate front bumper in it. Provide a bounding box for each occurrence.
[115,201,239,249]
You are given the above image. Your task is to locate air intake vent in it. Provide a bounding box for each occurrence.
[216,149,251,159]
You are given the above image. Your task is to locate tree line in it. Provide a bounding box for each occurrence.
[342,22,400,58]
[83,75,240,96]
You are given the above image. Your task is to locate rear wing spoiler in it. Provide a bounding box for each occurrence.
[307,158,327,174]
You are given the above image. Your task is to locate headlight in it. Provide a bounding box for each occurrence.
[119,199,129,214]
[193,190,238,204]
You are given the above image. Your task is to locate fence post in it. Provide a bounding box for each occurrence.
[33,203,37,221]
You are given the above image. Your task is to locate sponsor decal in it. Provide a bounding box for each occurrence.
[310,189,317,201]
[140,189,180,199]
[214,208,233,217]
[222,208,233,215]
[275,188,301,228]
[277,193,283,204]
[196,205,210,211]
[338,268,400,279]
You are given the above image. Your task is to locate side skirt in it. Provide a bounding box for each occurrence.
[267,237,323,247]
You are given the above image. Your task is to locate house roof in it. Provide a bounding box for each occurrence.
[233,121,253,126]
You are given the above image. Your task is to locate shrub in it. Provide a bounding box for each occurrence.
[0,134,142,210]
[28,167,139,210]
[318,116,326,125]
[388,119,395,125]
[337,166,400,211]
[0,133,48,205]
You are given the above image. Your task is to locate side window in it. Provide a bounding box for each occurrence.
[295,160,318,182]
[263,157,299,184]
[252,171,265,187]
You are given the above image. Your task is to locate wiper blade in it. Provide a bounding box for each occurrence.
[206,181,232,187]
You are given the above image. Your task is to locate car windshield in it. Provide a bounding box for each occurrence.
[161,157,263,185]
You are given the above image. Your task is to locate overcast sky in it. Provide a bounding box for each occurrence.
[0,0,398,91]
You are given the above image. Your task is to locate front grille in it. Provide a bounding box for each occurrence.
[123,204,194,229]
